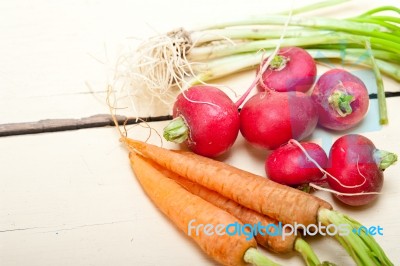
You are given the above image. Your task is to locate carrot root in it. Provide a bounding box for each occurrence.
[151,159,296,253]
[129,152,256,266]
[124,138,331,226]
[174,149,333,210]
[144,154,331,266]
[129,151,283,266]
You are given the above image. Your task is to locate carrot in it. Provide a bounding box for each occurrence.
[152,160,296,253]
[128,152,279,266]
[125,138,331,226]
[145,157,326,266]
[174,149,332,210]
[124,138,393,265]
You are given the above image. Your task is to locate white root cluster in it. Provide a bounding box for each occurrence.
[109,28,198,117]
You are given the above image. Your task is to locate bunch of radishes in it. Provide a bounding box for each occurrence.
[163,46,397,206]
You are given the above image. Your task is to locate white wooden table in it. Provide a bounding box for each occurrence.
[1,1,399,265]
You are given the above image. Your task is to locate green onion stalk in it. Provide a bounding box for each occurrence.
[188,49,400,85]
[113,0,399,125]
[185,8,400,125]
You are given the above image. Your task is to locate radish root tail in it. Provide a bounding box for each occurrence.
[288,139,371,192]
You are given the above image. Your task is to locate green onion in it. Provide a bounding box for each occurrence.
[189,33,400,60]
[112,0,399,132]
[187,49,400,86]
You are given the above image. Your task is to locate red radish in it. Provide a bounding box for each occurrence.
[257,47,317,93]
[327,134,397,206]
[265,140,328,186]
[240,91,318,150]
[311,69,369,131]
[163,85,240,157]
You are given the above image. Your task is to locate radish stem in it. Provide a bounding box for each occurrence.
[269,55,289,70]
[328,90,354,117]
[163,116,189,143]
[373,150,398,171]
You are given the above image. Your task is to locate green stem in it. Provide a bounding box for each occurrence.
[359,6,400,17]
[294,238,321,266]
[344,215,394,266]
[191,28,328,44]
[328,90,354,117]
[243,247,281,266]
[348,17,400,32]
[373,149,398,171]
[366,41,388,125]
[202,15,400,44]
[307,46,400,63]
[189,33,400,60]
[163,116,189,143]
[269,55,289,70]
[366,59,400,82]
[318,208,393,266]
[368,16,400,25]
[188,49,400,87]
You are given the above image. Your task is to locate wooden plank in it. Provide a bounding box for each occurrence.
[0,114,172,137]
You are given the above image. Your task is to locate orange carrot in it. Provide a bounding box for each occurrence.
[124,138,332,226]
[129,152,279,266]
[154,161,296,253]
[174,149,332,210]
[126,139,393,265]
[145,157,325,266]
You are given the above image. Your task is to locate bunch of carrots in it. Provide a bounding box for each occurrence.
[107,101,393,265]
[118,136,393,266]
